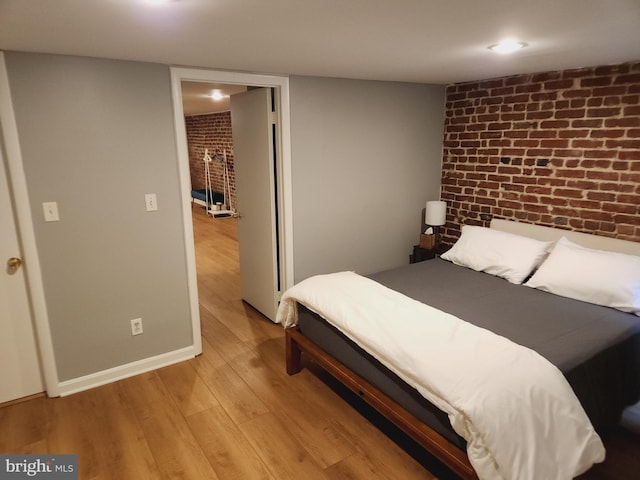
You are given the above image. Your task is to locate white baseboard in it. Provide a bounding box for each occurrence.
[56,346,198,397]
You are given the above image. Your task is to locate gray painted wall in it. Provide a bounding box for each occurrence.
[4,53,445,383]
[5,52,192,381]
[289,76,445,282]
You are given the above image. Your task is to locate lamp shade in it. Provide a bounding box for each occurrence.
[425,200,447,226]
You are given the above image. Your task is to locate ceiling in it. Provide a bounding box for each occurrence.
[1,1,639,89]
[181,81,247,115]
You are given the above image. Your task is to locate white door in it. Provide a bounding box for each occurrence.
[0,145,44,403]
[231,88,280,321]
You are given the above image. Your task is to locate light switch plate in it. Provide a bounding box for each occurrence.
[42,202,60,222]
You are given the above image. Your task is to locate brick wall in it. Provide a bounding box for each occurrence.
[185,112,236,210]
[441,62,640,246]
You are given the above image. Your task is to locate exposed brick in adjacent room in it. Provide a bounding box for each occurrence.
[184,112,236,210]
[441,61,640,244]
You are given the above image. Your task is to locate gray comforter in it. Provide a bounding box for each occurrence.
[367,258,640,428]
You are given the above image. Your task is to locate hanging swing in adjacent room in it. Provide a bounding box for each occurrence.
[191,148,235,218]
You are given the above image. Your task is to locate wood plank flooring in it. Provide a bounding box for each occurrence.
[1,204,638,479]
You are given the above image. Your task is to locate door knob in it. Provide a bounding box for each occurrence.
[7,257,22,273]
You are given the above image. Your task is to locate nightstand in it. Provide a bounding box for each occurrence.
[410,245,436,264]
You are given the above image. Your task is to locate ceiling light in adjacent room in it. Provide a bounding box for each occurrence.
[488,40,527,54]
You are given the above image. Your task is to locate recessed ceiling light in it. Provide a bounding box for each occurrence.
[488,40,527,54]
[210,92,224,101]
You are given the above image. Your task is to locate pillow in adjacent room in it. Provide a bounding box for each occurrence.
[525,237,640,316]
[440,225,552,284]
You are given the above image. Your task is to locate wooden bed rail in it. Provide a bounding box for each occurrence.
[285,326,478,480]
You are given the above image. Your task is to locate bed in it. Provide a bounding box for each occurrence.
[277,219,640,480]
[190,188,224,207]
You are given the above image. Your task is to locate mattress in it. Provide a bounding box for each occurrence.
[297,258,640,449]
[191,188,224,205]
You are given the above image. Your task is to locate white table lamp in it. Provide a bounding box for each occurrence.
[425,200,447,227]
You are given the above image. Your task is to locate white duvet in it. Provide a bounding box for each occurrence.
[276,271,605,480]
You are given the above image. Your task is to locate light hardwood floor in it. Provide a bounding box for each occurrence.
[1,205,638,479]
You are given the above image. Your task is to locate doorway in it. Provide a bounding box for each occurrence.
[0,136,44,404]
[180,83,242,320]
[170,68,293,338]
[0,52,58,401]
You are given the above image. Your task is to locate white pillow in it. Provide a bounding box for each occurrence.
[440,225,552,284]
[525,237,640,316]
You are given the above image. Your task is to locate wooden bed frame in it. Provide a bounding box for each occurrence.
[285,326,478,480]
[284,220,640,479]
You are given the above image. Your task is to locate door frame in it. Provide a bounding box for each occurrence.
[0,52,60,397]
[169,67,294,337]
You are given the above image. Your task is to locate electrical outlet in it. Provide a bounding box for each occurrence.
[145,193,158,212]
[130,318,143,336]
